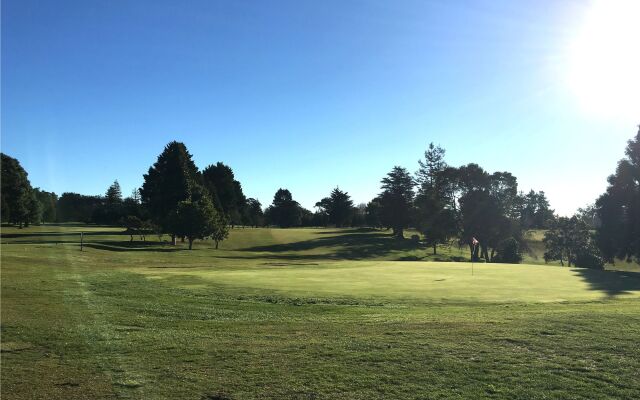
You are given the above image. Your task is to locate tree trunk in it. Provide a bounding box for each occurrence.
[490,248,495,262]
[181,236,185,243]
[215,240,219,249]
[188,238,194,250]
[130,234,133,242]
[171,234,177,246]
[433,244,437,255]
[481,245,489,261]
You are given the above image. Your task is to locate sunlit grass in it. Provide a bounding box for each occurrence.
[2,225,640,399]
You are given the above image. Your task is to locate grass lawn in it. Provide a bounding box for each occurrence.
[2,225,640,399]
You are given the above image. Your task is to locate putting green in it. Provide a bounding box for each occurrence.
[136,261,640,303]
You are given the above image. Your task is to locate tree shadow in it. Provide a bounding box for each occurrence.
[313,228,381,235]
[238,232,422,260]
[573,268,640,298]
[1,231,124,239]
[83,241,185,252]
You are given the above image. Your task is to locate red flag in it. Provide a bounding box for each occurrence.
[472,237,479,246]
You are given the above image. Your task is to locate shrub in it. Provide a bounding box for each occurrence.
[494,237,522,263]
[573,243,604,269]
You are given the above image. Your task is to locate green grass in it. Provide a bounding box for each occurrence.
[2,225,640,399]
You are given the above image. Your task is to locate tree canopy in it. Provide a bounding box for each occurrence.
[265,189,302,228]
[1,153,41,227]
[315,187,355,227]
[140,141,200,242]
[595,127,640,263]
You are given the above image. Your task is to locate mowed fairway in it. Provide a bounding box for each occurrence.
[2,226,640,399]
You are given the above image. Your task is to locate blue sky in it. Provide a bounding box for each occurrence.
[2,0,638,215]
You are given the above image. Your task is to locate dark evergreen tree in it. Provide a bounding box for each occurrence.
[140,141,200,244]
[378,166,415,238]
[315,187,355,227]
[414,143,458,254]
[595,127,640,262]
[245,198,264,227]
[201,162,247,226]
[265,188,301,228]
[365,198,383,228]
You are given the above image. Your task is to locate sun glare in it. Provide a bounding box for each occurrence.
[567,0,640,122]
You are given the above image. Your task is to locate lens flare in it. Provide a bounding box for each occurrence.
[567,0,640,121]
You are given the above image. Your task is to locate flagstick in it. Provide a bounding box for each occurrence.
[472,242,477,276]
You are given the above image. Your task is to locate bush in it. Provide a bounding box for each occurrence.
[573,243,604,269]
[494,237,522,263]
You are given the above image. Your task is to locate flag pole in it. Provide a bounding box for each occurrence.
[472,243,475,276]
[471,237,479,276]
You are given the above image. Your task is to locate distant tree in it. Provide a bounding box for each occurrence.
[169,196,218,250]
[415,193,458,254]
[414,143,458,254]
[26,192,42,226]
[489,171,519,218]
[351,203,367,227]
[576,204,599,229]
[211,212,230,249]
[595,127,640,263]
[245,198,264,227]
[1,153,40,227]
[457,166,523,261]
[56,192,102,223]
[365,198,383,228]
[106,180,123,205]
[543,216,600,268]
[493,237,522,264]
[518,190,555,229]
[456,163,491,194]
[379,166,415,238]
[299,207,315,227]
[265,189,302,228]
[122,215,143,242]
[140,141,200,244]
[98,180,125,224]
[34,189,57,223]
[201,162,247,227]
[315,187,355,227]
[416,143,447,189]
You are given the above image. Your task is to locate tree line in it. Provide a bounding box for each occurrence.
[2,126,638,261]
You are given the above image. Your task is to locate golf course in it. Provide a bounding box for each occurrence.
[2,225,639,399]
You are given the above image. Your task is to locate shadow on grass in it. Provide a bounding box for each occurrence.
[83,241,185,252]
[574,268,640,298]
[236,232,424,260]
[1,231,125,239]
[313,227,382,235]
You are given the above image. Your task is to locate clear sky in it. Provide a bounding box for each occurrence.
[2,0,638,215]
